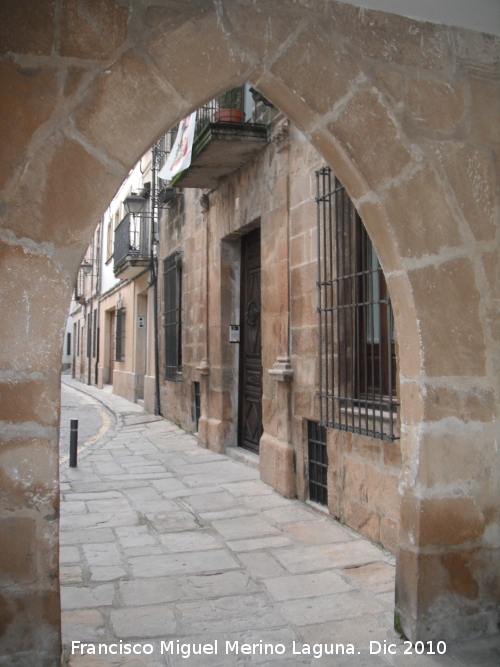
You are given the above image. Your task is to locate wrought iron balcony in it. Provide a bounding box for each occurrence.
[74,270,86,304]
[170,86,269,189]
[113,212,151,279]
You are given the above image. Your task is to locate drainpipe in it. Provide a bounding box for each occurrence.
[87,232,94,386]
[151,142,162,416]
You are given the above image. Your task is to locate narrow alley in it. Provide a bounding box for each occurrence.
[59,379,499,667]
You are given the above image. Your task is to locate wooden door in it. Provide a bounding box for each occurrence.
[238,228,262,453]
[109,310,115,384]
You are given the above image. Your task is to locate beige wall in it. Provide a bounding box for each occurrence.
[0,2,498,661]
[98,272,150,404]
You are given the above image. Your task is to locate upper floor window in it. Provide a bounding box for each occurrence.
[316,167,398,441]
[106,217,113,262]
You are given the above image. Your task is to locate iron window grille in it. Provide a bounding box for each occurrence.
[316,167,398,441]
[115,307,125,362]
[92,308,97,358]
[86,314,92,358]
[163,252,182,381]
[194,382,201,433]
[308,421,328,506]
[113,212,150,267]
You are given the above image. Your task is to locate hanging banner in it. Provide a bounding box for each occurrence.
[158,112,197,181]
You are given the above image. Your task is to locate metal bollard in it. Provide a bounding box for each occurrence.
[69,419,78,467]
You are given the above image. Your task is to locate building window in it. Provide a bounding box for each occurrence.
[308,421,328,506]
[163,252,182,381]
[193,382,201,433]
[106,217,113,261]
[92,309,98,358]
[66,332,71,356]
[316,167,398,441]
[115,307,125,361]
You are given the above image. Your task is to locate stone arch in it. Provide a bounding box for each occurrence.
[1,1,498,662]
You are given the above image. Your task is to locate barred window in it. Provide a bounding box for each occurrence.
[93,308,97,358]
[316,167,398,441]
[115,307,125,362]
[308,421,328,506]
[163,252,182,381]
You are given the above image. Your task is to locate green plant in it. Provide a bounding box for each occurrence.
[394,611,408,640]
[218,86,243,109]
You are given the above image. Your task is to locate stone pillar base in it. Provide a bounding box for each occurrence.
[198,417,231,454]
[259,433,296,498]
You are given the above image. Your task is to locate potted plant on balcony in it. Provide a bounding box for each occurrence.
[215,86,244,123]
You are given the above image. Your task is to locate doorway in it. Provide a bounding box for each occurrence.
[238,227,262,453]
[108,310,116,385]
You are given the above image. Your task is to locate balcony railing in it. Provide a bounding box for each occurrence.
[168,86,269,189]
[74,270,86,304]
[195,86,247,137]
[114,212,150,268]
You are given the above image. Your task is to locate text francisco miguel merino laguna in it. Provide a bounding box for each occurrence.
[72,638,444,659]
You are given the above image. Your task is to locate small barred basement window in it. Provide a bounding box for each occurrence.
[308,421,328,506]
[193,382,201,433]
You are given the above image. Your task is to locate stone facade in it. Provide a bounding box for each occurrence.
[0,1,499,663]
[151,117,403,556]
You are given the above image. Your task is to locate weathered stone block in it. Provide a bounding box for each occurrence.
[470,80,500,145]
[385,273,422,380]
[254,71,317,134]
[259,433,296,498]
[380,516,398,553]
[351,433,382,463]
[0,61,58,190]
[329,3,447,70]
[382,438,402,469]
[224,1,303,66]
[0,0,55,55]
[0,379,58,426]
[365,466,399,521]
[61,0,128,59]
[0,517,37,583]
[3,135,122,249]
[343,498,379,543]
[419,496,485,547]
[406,78,465,133]
[0,438,58,509]
[328,90,412,190]
[434,142,496,241]
[383,166,461,258]
[0,244,71,372]
[74,50,184,169]
[408,258,486,376]
[423,384,496,423]
[149,9,251,106]
[344,457,364,502]
[419,431,488,488]
[271,22,361,116]
[481,250,500,301]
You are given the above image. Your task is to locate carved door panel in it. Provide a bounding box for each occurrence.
[238,228,262,453]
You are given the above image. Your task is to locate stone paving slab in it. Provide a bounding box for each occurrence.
[60,377,500,667]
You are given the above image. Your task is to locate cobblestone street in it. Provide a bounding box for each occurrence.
[59,378,499,667]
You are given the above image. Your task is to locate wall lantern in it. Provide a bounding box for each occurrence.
[123,192,146,215]
[80,261,93,275]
